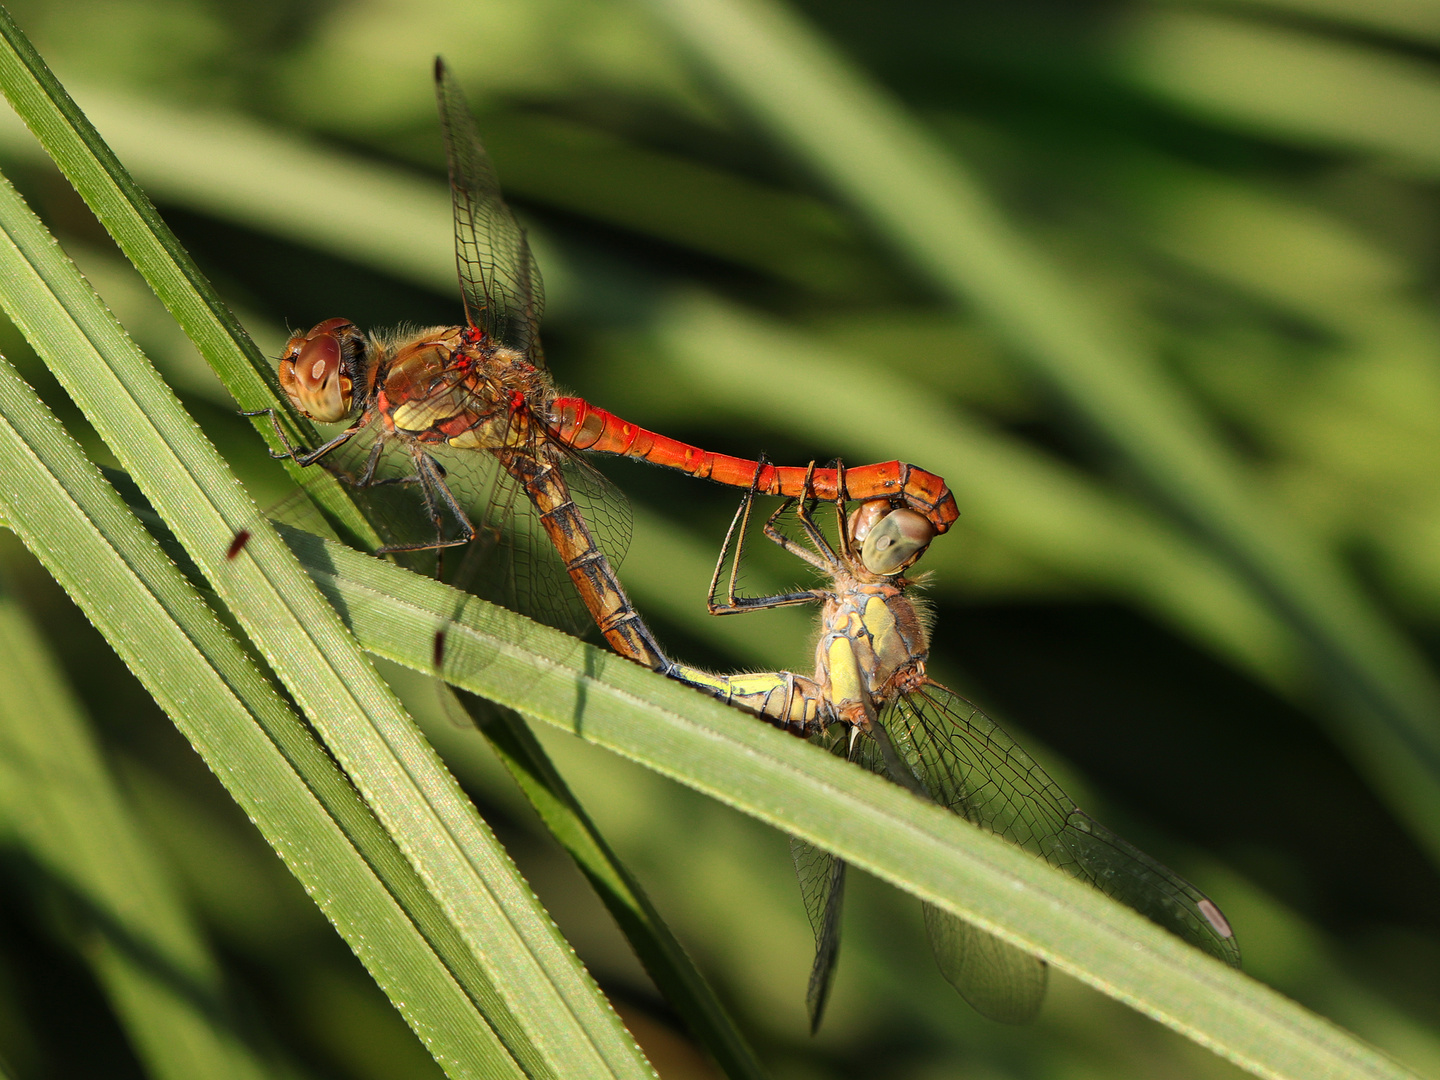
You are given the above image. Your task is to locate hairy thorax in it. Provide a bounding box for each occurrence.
[374,326,550,450]
[817,571,929,715]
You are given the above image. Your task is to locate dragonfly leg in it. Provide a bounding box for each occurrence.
[352,433,424,490]
[757,463,843,575]
[758,500,840,577]
[830,460,857,563]
[711,473,760,610]
[349,435,388,487]
[706,475,828,615]
[789,463,843,564]
[242,406,363,467]
[372,448,475,554]
[239,407,291,460]
[705,586,831,615]
[291,425,365,468]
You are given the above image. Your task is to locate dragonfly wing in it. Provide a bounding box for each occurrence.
[789,724,856,1032]
[435,59,545,357]
[854,698,1050,1021]
[790,837,847,1033]
[1056,810,1239,964]
[297,416,612,639]
[922,903,1046,1024]
[556,449,633,569]
[888,684,1241,967]
[314,413,482,553]
[426,439,623,639]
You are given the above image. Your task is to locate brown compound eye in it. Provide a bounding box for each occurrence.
[847,499,890,547]
[278,319,359,423]
[859,506,935,576]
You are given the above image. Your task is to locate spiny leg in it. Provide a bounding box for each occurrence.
[242,406,363,468]
[706,473,759,613]
[351,435,387,487]
[763,461,842,573]
[830,460,857,563]
[373,447,475,554]
[707,462,828,614]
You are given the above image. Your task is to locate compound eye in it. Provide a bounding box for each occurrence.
[280,329,353,422]
[860,507,935,576]
[847,500,890,546]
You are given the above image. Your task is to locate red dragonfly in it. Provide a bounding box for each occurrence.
[246,58,958,670]
[673,475,1239,1029]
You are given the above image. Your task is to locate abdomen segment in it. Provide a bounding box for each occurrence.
[549,397,959,533]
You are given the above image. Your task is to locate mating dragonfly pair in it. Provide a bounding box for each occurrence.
[245,59,1239,1030]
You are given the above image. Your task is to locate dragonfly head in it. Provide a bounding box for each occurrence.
[278,317,369,423]
[850,500,935,576]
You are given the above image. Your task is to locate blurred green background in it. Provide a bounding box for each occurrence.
[1,0,1439,1076]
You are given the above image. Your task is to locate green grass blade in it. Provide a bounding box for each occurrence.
[286,523,1421,1080]
[0,22,761,1076]
[0,6,375,552]
[641,0,1440,865]
[0,574,297,1080]
[0,154,651,1080]
[472,704,768,1080]
[0,358,524,1078]
[1125,9,1440,174]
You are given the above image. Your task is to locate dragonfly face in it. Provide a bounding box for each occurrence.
[277,317,371,424]
[850,503,934,577]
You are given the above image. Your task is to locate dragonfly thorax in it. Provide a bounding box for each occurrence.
[364,327,551,451]
[816,578,929,719]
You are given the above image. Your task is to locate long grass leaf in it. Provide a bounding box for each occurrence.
[286,523,1422,1080]
[0,154,650,1080]
[0,352,524,1077]
[474,705,768,1080]
[0,575,297,1080]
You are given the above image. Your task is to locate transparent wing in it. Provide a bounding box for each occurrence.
[301,411,478,552]
[559,449,633,571]
[790,838,846,1034]
[883,682,1241,967]
[921,903,1046,1024]
[435,58,545,358]
[790,724,852,1033]
[844,715,1050,1022]
[426,439,631,639]
[301,411,632,639]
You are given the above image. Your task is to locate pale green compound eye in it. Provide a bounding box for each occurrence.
[860,508,935,576]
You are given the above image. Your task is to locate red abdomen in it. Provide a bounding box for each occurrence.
[549,397,958,533]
